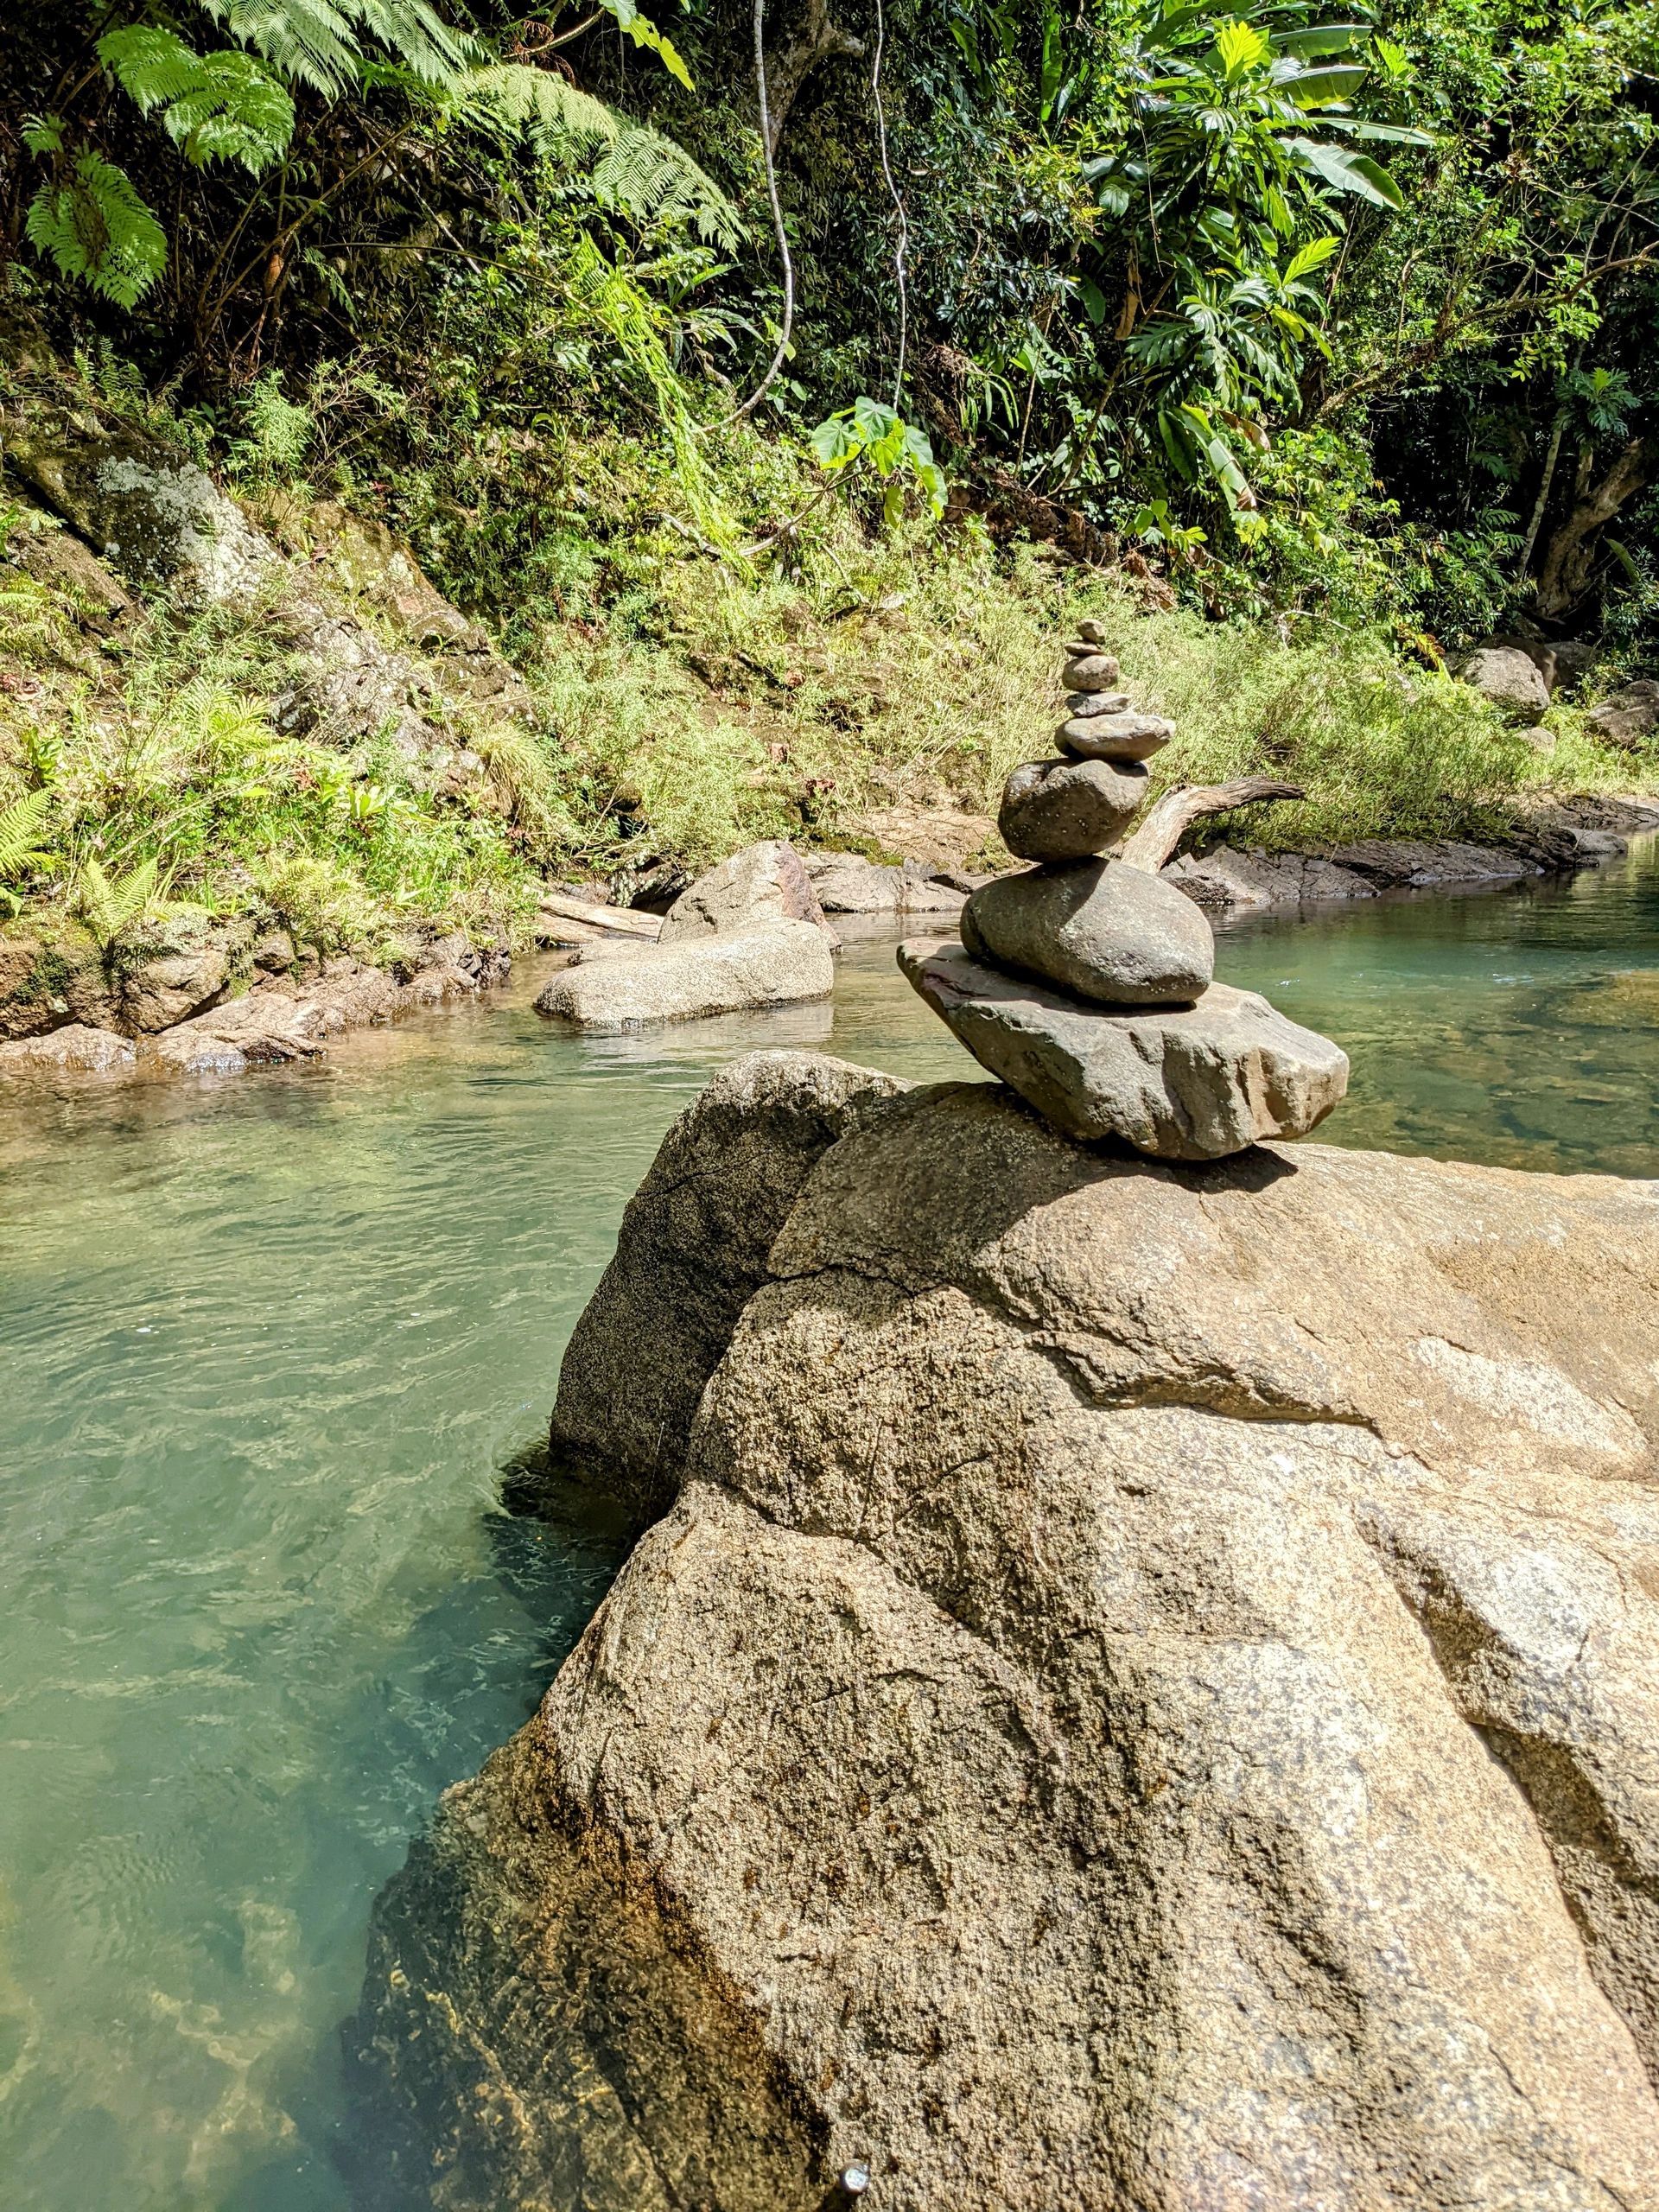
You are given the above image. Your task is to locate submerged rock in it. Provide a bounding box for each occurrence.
[658,840,836,946]
[535,921,835,1032]
[354,1055,1659,2211]
[996,757,1147,862]
[961,858,1214,1005]
[900,938,1346,1155]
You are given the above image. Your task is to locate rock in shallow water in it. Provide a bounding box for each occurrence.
[996,757,1147,862]
[536,920,834,1031]
[0,1021,136,1072]
[658,839,836,946]
[962,856,1214,1004]
[352,1053,1659,2212]
[900,937,1346,1154]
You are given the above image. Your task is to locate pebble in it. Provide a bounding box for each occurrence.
[1058,712,1173,763]
[1074,617,1112,646]
[998,757,1147,862]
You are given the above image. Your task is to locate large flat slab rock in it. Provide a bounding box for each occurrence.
[353,1062,1659,2211]
[900,937,1346,1156]
[536,921,834,1032]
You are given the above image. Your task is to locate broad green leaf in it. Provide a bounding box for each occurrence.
[1290,63,1368,105]
[1276,23,1368,58]
[1288,136,1405,209]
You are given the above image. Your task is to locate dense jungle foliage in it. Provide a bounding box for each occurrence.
[0,0,1656,955]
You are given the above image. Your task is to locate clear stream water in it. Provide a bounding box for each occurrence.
[3,841,1658,2212]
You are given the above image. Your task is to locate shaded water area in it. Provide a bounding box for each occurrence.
[2,837,1656,2211]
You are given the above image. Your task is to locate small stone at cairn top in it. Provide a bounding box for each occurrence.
[899,622,1349,1157]
[1058,711,1173,765]
[999,757,1147,863]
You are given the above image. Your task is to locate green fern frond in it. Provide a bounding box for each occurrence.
[23,149,167,307]
[202,0,474,96]
[98,28,295,175]
[75,854,162,950]
[463,65,741,249]
[0,788,54,881]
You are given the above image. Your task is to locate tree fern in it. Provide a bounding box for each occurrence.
[201,0,474,96]
[463,65,741,250]
[98,27,295,175]
[22,124,167,308]
[0,789,54,882]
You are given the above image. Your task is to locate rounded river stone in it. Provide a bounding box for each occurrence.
[1058,711,1173,763]
[1062,653,1122,691]
[961,856,1215,1005]
[1074,615,1112,645]
[998,757,1147,862]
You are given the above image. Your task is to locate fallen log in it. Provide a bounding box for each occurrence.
[536,890,663,940]
[1117,779,1305,874]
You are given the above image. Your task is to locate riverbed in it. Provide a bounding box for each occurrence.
[3,842,1656,2210]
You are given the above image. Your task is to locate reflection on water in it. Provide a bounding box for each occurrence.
[1212,836,1659,1176]
[1,842,1656,2210]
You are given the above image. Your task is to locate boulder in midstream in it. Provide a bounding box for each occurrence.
[1058,711,1173,762]
[351,1051,1659,2211]
[997,759,1147,863]
[961,857,1214,1005]
[900,938,1347,1155]
[1061,653,1122,690]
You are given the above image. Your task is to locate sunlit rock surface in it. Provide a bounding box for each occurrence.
[354,1052,1659,2211]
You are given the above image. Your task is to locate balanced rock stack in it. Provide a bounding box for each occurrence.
[901,619,1350,1159]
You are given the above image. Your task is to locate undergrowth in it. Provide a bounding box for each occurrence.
[2,385,1656,968]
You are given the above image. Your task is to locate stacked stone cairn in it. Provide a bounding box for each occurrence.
[899,619,1351,1160]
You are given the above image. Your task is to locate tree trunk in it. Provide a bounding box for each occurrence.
[763,0,863,156]
[1117,779,1304,874]
[1534,436,1650,620]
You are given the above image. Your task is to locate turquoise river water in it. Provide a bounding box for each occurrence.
[3,839,1658,2210]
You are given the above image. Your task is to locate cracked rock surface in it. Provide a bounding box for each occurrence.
[353,1052,1659,2211]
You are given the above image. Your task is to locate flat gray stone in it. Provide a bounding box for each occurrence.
[1063,690,1132,718]
[1059,711,1173,762]
[997,758,1147,862]
[537,921,834,1032]
[1061,653,1122,691]
[962,858,1214,1005]
[899,938,1347,1157]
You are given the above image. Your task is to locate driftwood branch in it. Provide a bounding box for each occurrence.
[1118,779,1304,874]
